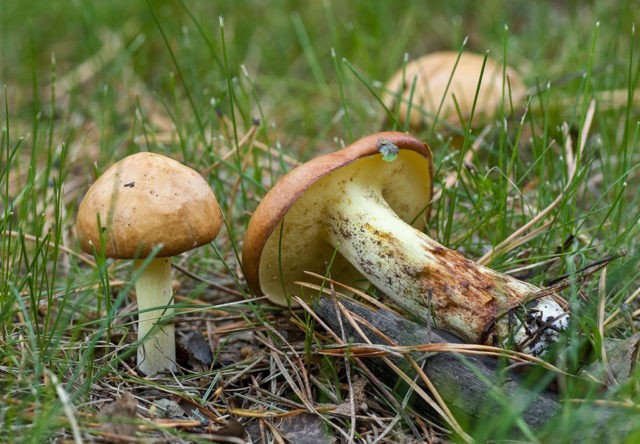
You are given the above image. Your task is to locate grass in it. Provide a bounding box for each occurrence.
[1,0,640,442]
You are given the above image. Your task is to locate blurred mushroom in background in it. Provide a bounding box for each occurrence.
[382,51,527,132]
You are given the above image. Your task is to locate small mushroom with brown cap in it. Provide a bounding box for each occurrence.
[76,152,222,375]
[242,132,567,354]
[383,51,527,131]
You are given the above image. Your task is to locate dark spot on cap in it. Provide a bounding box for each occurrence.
[124,181,135,188]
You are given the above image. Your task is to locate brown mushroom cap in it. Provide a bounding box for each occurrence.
[242,132,433,305]
[384,51,527,129]
[76,152,222,258]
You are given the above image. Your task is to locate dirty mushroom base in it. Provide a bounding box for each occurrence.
[243,132,568,354]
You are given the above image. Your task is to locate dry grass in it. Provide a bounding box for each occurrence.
[2,1,640,442]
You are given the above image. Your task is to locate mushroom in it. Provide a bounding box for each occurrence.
[242,132,567,354]
[383,51,527,131]
[76,152,222,375]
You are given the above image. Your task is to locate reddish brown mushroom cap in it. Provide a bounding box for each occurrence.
[241,131,434,305]
[242,132,568,354]
[76,152,222,259]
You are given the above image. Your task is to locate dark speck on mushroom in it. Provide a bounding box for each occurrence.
[124,181,135,188]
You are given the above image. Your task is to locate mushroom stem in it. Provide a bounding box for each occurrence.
[134,257,177,375]
[323,177,564,346]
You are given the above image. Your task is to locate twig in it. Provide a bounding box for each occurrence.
[316,296,564,434]
[292,296,429,437]
[526,251,626,303]
[337,302,471,442]
[544,250,626,287]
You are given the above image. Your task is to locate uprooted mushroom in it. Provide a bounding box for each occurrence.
[242,132,568,355]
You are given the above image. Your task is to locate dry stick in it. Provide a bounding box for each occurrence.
[478,99,596,266]
[292,297,429,437]
[337,305,460,419]
[292,296,455,439]
[315,296,562,433]
[336,301,470,442]
[336,301,440,442]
